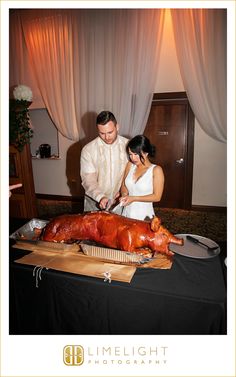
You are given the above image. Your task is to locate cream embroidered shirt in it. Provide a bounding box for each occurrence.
[80,135,128,210]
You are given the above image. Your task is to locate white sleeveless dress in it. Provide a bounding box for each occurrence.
[122,164,156,221]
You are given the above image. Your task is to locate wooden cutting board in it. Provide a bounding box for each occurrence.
[12,241,173,275]
[12,242,139,265]
[14,249,136,283]
[45,254,136,283]
[12,240,80,253]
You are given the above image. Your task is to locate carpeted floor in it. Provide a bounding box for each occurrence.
[154,207,227,243]
[37,198,83,219]
[154,207,227,270]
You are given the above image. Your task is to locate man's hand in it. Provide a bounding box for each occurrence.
[114,191,121,200]
[99,196,109,210]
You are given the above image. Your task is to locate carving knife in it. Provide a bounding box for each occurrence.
[186,235,218,251]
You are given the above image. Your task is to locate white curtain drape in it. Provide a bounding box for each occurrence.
[77,9,164,138]
[171,9,227,142]
[9,11,43,107]
[10,9,164,141]
[21,10,81,140]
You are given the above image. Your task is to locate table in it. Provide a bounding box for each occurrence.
[9,219,227,335]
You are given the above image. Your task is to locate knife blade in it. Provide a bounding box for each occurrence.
[186,235,218,251]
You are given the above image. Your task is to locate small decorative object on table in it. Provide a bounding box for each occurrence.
[39,144,51,158]
[9,84,33,152]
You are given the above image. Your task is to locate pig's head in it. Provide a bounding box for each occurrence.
[42,217,69,242]
[148,216,183,256]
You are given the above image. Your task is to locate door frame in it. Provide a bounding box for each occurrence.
[149,92,195,209]
[9,144,38,218]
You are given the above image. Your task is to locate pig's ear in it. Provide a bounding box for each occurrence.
[150,216,161,232]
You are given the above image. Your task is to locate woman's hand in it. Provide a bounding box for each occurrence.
[119,195,134,207]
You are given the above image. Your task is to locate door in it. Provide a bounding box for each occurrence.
[144,92,194,209]
[9,144,38,218]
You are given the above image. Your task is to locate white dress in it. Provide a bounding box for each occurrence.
[122,164,156,221]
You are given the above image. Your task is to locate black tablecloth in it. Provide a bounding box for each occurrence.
[9,219,227,335]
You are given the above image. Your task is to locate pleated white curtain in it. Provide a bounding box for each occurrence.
[20,10,81,140]
[9,11,43,107]
[77,9,165,138]
[10,9,164,141]
[171,9,227,142]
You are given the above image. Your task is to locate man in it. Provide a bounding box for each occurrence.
[80,111,128,212]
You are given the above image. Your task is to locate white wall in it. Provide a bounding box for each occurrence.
[192,125,227,206]
[30,9,227,207]
[32,133,75,196]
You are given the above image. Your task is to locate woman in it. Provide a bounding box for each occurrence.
[119,135,164,220]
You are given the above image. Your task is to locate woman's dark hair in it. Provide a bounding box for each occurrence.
[127,135,156,164]
[96,111,117,126]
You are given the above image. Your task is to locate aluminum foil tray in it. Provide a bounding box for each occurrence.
[10,218,49,242]
[80,241,151,264]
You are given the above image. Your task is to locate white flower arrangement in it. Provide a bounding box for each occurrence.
[10,85,34,151]
[13,85,33,102]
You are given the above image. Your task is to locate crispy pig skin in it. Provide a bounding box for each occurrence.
[42,211,183,256]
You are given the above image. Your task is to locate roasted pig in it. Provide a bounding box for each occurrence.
[42,211,183,257]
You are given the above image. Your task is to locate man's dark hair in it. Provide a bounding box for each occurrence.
[96,111,117,126]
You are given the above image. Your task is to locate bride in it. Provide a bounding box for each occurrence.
[119,135,164,221]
